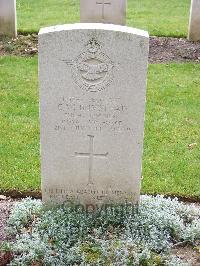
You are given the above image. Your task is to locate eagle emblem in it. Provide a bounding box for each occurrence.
[63,38,114,93]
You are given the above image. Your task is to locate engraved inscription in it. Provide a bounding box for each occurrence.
[55,97,133,133]
[96,0,111,20]
[44,188,136,202]
[63,38,114,92]
[75,135,108,185]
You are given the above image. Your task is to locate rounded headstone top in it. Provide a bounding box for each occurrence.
[39,23,149,38]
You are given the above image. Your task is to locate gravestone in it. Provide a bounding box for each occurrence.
[0,0,17,37]
[80,0,126,25]
[39,23,149,206]
[188,0,200,41]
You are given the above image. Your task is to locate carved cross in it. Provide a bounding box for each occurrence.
[96,0,111,20]
[75,135,108,185]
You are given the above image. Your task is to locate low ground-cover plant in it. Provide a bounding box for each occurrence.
[4,195,200,265]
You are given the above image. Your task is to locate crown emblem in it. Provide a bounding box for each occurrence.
[86,38,101,54]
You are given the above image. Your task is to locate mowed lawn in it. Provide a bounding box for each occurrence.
[0,57,199,197]
[17,0,190,37]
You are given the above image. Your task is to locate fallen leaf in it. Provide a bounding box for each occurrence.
[188,143,197,150]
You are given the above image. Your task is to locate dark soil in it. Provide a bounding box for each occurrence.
[172,246,200,266]
[0,197,15,266]
[0,250,13,266]
[0,197,14,243]
[0,34,200,63]
[149,36,200,63]
[0,34,38,57]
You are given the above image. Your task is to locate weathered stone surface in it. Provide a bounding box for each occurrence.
[80,0,126,25]
[188,0,200,41]
[39,23,149,206]
[0,0,17,37]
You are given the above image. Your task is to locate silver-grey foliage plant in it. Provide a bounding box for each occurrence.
[6,195,200,265]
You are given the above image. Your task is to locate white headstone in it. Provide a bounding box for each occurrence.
[188,0,200,41]
[0,0,17,37]
[39,23,149,206]
[80,0,126,25]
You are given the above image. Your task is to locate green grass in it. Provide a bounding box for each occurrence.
[0,57,40,191]
[143,63,200,198]
[17,0,191,37]
[0,57,199,197]
[127,0,190,37]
